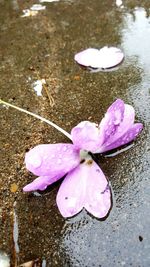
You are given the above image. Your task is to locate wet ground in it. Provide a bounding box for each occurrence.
[0,0,150,266]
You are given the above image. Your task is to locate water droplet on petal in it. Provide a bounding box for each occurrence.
[67,197,76,208]
[57,159,62,164]
[29,154,42,168]
[63,146,67,152]
[114,119,120,125]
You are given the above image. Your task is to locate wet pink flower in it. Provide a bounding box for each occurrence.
[23,99,143,219]
[74,46,124,69]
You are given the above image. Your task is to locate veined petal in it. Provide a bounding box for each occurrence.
[71,121,100,153]
[107,98,125,122]
[97,103,136,153]
[25,144,80,176]
[23,175,60,192]
[99,123,143,152]
[84,161,111,218]
[56,159,111,219]
[56,165,85,218]
[98,99,125,146]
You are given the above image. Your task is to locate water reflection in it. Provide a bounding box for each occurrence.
[122,8,150,70]
[0,0,150,266]
[122,8,150,121]
[59,6,150,267]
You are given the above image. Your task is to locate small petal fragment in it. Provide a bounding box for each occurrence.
[56,159,111,218]
[23,175,60,191]
[71,121,100,153]
[25,144,80,176]
[39,0,60,2]
[21,4,46,17]
[116,0,123,8]
[21,9,38,17]
[30,4,46,11]
[32,79,46,96]
[74,46,124,69]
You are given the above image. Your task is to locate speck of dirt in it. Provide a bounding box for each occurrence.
[139,236,143,242]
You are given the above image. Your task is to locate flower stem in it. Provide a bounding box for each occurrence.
[0,99,72,140]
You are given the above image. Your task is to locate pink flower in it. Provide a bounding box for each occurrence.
[23,99,143,219]
[74,46,124,69]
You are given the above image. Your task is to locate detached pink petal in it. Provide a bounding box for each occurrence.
[74,46,124,69]
[23,175,60,192]
[71,121,100,153]
[56,159,111,218]
[25,144,80,176]
[100,123,143,152]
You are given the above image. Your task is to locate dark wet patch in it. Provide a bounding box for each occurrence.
[0,0,150,266]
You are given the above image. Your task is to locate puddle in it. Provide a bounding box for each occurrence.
[0,0,150,266]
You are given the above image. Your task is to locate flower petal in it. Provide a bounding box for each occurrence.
[56,166,84,218]
[25,144,80,176]
[74,46,124,69]
[74,48,100,67]
[23,175,60,191]
[99,123,143,152]
[98,99,125,146]
[84,161,111,218]
[71,121,100,153]
[56,159,111,219]
[98,103,136,152]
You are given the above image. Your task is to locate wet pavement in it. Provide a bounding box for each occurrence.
[0,0,150,266]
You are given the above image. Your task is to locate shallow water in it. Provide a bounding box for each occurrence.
[0,0,150,266]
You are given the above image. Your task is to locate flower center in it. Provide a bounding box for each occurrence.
[80,149,93,164]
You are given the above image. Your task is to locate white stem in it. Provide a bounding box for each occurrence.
[0,99,72,140]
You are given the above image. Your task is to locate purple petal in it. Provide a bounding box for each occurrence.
[98,99,125,146]
[107,98,125,122]
[99,123,143,152]
[74,48,100,67]
[74,46,124,69]
[71,121,100,153]
[98,103,136,152]
[23,175,60,191]
[25,144,80,176]
[84,162,111,218]
[56,159,111,218]
[56,166,84,218]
